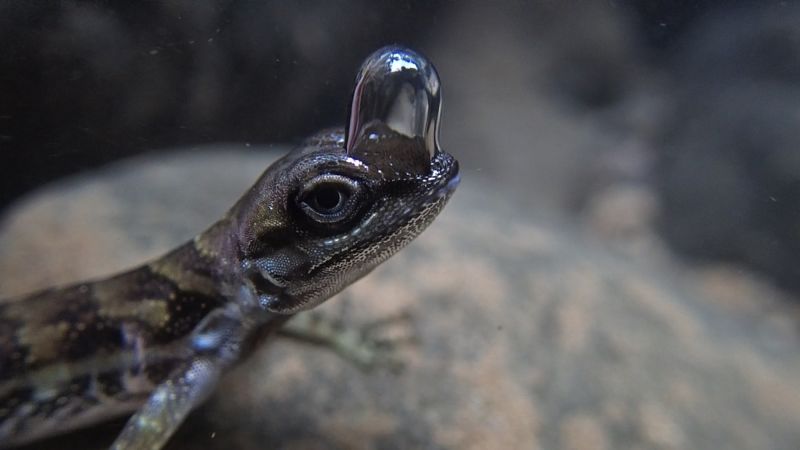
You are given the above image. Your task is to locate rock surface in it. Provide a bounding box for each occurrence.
[1,149,799,449]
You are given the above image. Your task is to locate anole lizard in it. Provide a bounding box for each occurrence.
[0,46,459,449]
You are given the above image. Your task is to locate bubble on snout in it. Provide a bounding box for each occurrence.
[345,46,442,169]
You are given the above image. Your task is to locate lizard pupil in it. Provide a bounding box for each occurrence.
[311,186,345,212]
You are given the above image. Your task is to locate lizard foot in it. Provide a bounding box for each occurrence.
[278,300,416,372]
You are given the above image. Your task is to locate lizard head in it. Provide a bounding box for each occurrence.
[233,46,459,314]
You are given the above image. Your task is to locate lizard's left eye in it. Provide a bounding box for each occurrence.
[296,174,367,227]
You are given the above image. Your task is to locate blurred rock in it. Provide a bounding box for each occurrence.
[2,149,799,449]
[582,182,667,261]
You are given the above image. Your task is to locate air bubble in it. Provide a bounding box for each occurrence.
[345,46,442,161]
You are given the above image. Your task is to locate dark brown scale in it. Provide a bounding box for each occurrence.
[0,387,33,426]
[51,291,128,362]
[151,288,221,344]
[0,317,26,382]
[96,371,127,399]
[30,375,93,419]
[142,359,184,386]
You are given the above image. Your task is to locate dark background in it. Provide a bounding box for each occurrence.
[1,0,798,297]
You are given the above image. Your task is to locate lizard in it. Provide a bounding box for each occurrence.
[0,45,459,449]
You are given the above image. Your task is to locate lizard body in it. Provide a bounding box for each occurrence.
[0,46,459,449]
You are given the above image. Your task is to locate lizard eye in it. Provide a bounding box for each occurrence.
[296,174,367,227]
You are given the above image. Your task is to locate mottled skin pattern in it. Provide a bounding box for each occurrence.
[0,243,228,444]
[0,47,458,449]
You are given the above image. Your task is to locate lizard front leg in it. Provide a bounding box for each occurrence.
[111,306,249,450]
[110,357,221,450]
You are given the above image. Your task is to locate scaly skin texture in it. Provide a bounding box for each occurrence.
[0,47,458,449]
